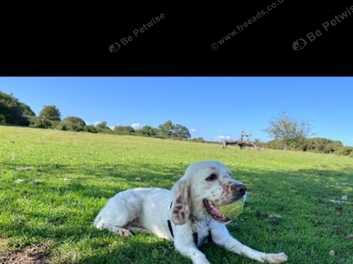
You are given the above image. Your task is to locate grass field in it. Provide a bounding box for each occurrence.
[0,126,352,264]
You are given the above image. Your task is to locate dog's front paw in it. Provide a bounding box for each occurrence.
[264,252,288,263]
[193,255,210,264]
[113,227,133,237]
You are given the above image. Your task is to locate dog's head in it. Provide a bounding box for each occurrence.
[171,160,246,225]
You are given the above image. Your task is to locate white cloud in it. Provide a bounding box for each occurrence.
[216,135,231,141]
[190,128,197,133]
[131,122,144,130]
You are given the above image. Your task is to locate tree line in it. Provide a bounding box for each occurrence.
[0,91,195,140]
[1,91,352,156]
[262,113,353,157]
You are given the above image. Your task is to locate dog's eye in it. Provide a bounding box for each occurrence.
[206,173,218,181]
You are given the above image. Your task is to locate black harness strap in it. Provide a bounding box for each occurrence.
[167,219,174,238]
[168,201,175,238]
[193,232,198,246]
[167,201,199,246]
[208,230,213,243]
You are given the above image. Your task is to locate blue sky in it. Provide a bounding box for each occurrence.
[0,77,352,145]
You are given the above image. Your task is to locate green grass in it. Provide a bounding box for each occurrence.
[0,126,352,264]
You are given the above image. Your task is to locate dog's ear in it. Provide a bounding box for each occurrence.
[171,178,191,225]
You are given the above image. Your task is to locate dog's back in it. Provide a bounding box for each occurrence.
[94,188,153,228]
[93,187,173,239]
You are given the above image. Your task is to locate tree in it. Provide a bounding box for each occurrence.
[95,121,112,133]
[31,105,62,129]
[39,105,61,122]
[266,113,311,149]
[29,117,52,129]
[85,125,98,133]
[0,91,35,126]
[158,120,174,137]
[301,137,343,153]
[140,125,158,137]
[173,124,191,139]
[158,120,191,139]
[0,114,5,124]
[113,125,135,135]
[59,116,86,132]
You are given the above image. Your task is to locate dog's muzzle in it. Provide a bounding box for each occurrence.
[231,183,247,198]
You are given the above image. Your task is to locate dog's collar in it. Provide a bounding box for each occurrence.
[168,201,199,246]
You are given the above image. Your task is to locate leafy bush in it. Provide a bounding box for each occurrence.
[0,114,6,124]
[113,125,135,135]
[95,121,112,133]
[265,137,352,156]
[158,120,174,137]
[158,120,191,139]
[55,122,66,131]
[39,105,61,122]
[85,125,98,133]
[139,125,158,137]
[59,116,86,132]
[0,91,35,126]
[336,146,353,156]
[29,117,52,129]
[301,138,343,153]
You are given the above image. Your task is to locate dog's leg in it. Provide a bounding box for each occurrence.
[111,226,134,237]
[210,222,287,264]
[127,226,152,234]
[94,191,144,237]
[95,222,134,237]
[174,224,210,264]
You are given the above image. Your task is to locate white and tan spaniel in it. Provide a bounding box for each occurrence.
[94,160,288,264]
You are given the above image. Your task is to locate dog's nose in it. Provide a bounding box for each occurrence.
[231,183,247,195]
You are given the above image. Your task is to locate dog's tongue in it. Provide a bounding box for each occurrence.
[203,199,231,224]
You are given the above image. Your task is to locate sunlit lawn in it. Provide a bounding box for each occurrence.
[0,126,352,263]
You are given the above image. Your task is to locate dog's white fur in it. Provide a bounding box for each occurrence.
[94,161,288,264]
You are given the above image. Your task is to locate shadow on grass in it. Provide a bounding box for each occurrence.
[1,161,353,263]
[78,237,243,264]
[77,238,184,264]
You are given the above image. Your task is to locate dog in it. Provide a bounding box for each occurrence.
[94,161,288,264]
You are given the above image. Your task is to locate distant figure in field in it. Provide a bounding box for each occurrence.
[222,131,257,150]
[222,140,257,150]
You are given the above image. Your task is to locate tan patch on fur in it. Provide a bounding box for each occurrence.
[222,184,232,195]
[180,211,185,219]
[172,179,191,225]
[174,204,183,210]
[176,196,183,204]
